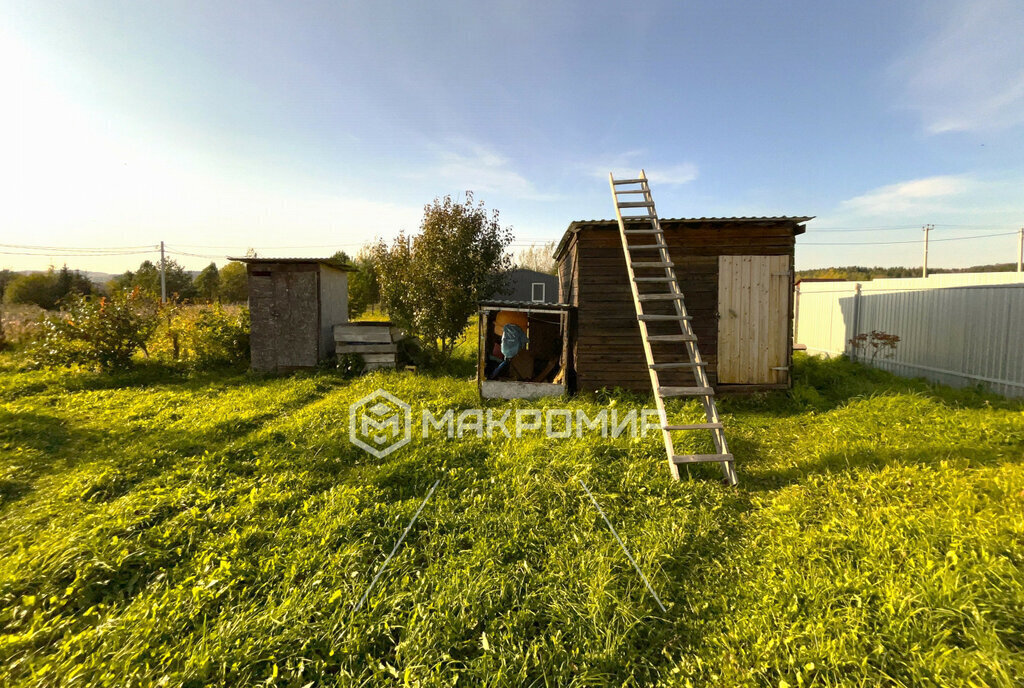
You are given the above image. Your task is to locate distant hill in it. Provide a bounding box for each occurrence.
[796,263,1018,281]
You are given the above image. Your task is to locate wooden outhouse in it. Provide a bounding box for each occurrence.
[554,217,810,394]
[231,257,354,372]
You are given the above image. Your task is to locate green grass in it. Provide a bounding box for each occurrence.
[0,353,1021,686]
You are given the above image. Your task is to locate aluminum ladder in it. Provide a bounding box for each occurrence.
[609,171,738,485]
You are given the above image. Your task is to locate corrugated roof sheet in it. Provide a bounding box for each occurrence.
[478,300,572,311]
[554,216,813,260]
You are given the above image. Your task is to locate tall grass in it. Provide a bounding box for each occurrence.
[0,354,1021,686]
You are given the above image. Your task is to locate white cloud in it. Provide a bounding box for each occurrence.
[410,142,558,201]
[799,172,1024,270]
[646,164,699,186]
[838,175,972,215]
[892,0,1024,133]
[582,150,698,186]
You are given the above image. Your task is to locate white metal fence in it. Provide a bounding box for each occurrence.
[794,272,1024,398]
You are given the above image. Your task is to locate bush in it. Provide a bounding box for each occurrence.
[29,289,159,369]
[0,304,46,350]
[188,307,249,368]
[336,352,365,377]
[5,272,59,310]
[150,304,250,369]
[4,268,94,310]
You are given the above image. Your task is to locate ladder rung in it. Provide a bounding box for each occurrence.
[648,335,696,343]
[663,423,724,431]
[649,361,706,369]
[659,385,714,397]
[618,201,654,208]
[612,178,647,185]
[633,277,675,283]
[615,189,648,195]
[671,453,734,465]
[638,293,685,302]
[628,244,666,250]
[638,314,690,321]
[623,229,662,234]
[632,261,673,268]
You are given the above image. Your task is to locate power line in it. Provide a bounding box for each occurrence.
[0,242,157,250]
[808,225,923,232]
[802,231,1017,246]
[0,249,158,256]
[808,225,1019,233]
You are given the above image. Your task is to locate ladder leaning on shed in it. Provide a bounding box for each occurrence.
[608,171,738,485]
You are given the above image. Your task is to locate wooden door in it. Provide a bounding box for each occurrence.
[717,255,790,384]
[271,270,319,369]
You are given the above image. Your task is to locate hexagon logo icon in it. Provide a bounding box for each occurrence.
[349,389,412,458]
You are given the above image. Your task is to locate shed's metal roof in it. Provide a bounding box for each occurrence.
[553,216,813,261]
[226,257,356,271]
[478,300,572,312]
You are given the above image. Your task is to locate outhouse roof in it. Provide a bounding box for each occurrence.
[226,257,356,271]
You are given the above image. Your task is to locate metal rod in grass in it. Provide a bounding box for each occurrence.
[353,478,440,613]
[579,479,667,613]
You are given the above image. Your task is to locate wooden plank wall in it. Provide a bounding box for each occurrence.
[570,222,795,393]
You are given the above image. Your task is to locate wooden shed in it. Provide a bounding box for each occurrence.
[230,257,354,372]
[554,217,811,394]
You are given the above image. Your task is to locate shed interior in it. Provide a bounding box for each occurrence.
[477,301,572,399]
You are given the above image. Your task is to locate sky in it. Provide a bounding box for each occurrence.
[2,0,1023,274]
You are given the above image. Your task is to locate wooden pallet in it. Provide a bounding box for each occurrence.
[334,323,400,371]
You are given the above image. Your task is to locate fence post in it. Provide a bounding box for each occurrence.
[850,282,862,361]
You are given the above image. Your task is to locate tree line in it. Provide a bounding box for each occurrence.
[796,262,1019,281]
[3,192,538,362]
[1,260,250,309]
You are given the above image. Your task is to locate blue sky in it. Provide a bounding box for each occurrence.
[2,0,1023,273]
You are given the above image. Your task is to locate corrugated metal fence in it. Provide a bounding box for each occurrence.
[794,272,1024,398]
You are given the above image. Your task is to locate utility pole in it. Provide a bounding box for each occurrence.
[159,240,167,303]
[1018,227,1023,273]
[922,224,932,278]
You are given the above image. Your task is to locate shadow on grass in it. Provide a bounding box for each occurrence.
[0,408,106,508]
[0,371,354,512]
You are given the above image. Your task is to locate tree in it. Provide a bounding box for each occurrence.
[193,262,221,302]
[218,262,249,303]
[112,259,196,300]
[514,241,557,274]
[330,250,352,266]
[54,265,94,301]
[0,269,17,299]
[372,192,512,357]
[347,247,380,319]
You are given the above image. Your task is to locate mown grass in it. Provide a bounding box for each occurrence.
[0,353,1021,687]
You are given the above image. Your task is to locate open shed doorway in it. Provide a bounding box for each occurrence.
[477,301,573,400]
